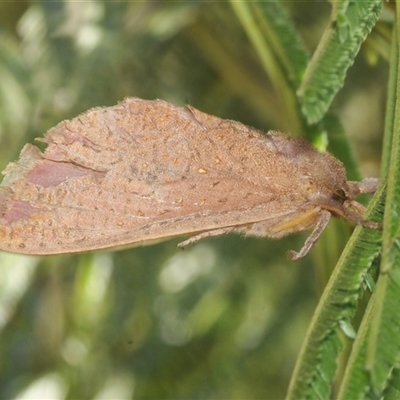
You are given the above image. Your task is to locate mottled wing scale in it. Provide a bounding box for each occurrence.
[0,98,309,254]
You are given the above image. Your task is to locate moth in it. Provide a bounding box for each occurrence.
[0,98,380,259]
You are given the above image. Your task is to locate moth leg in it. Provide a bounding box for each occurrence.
[342,200,382,230]
[178,227,235,248]
[288,210,331,260]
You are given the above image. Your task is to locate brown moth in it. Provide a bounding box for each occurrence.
[0,98,380,259]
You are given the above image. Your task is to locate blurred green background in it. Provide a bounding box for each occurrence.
[0,2,387,399]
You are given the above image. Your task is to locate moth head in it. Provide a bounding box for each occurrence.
[298,150,381,230]
[321,179,381,230]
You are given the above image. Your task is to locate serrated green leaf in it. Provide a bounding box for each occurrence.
[368,273,400,394]
[298,0,382,124]
[335,293,374,400]
[286,183,384,400]
[382,367,400,400]
[381,24,399,176]
[366,12,400,395]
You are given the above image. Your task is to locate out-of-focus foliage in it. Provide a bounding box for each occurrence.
[0,1,388,399]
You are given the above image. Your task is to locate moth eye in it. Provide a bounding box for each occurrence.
[331,189,346,203]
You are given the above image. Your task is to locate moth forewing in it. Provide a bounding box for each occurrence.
[0,98,380,257]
